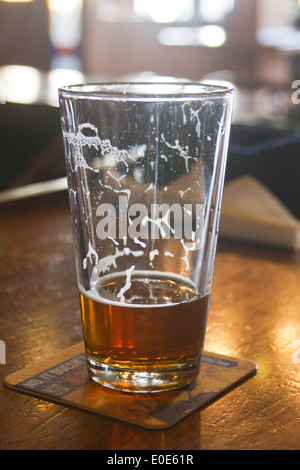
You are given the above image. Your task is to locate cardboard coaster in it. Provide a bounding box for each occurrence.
[4,342,257,429]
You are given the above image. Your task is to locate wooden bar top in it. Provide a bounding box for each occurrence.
[0,188,299,450]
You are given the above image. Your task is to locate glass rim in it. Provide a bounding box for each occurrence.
[58,81,235,101]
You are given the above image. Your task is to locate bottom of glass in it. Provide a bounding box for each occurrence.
[86,354,201,393]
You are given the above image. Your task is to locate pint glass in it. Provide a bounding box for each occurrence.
[59,82,234,393]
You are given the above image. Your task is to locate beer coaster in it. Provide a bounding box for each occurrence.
[4,342,257,429]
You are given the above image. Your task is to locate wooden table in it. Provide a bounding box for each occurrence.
[0,186,299,450]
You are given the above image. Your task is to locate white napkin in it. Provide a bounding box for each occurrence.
[219,176,300,250]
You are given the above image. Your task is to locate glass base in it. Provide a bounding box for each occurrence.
[86,355,201,393]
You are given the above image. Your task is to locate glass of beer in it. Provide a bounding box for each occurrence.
[58,82,235,393]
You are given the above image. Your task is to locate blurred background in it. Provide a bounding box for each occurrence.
[0,0,299,220]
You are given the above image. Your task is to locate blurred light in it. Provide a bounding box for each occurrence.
[200,0,235,22]
[158,27,195,46]
[97,0,134,22]
[51,54,81,71]
[47,0,82,50]
[47,68,84,106]
[0,81,5,104]
[158,25,227,48]
[200,25,227,47]
[0,65,41,104]
[0,0,34,3]
[47,0,82,14]
[257,26,300,51]
[134,0,194,23]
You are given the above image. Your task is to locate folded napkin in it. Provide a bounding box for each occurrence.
[219,176,300,250]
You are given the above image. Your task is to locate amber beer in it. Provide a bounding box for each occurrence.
[79,271,210,392]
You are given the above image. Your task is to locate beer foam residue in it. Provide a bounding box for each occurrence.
[63,99,216,295]
[149,249,159,261]
[161,134,197,172]
[116,265,135,303]
[78,270,200,308]
[87,247,144,286]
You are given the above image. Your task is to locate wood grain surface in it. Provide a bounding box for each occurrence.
[0,191,299,450]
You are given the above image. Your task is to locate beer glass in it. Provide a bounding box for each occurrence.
[58,82,234,393]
